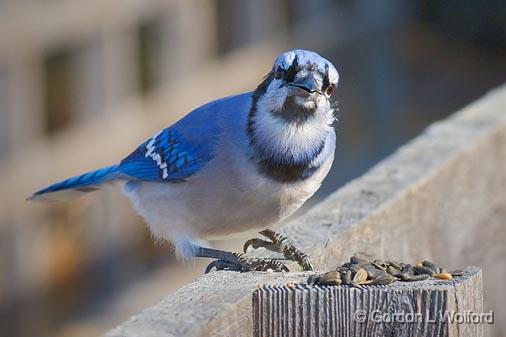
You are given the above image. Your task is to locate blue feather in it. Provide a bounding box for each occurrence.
[28,165,120,200]
[117,97,223,182]
[28,92,247,202]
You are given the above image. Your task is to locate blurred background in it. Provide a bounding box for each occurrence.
[0,0,505,336]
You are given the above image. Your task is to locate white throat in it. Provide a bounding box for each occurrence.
[248,92,335,165]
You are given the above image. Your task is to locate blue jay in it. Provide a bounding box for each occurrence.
[29,49,339,272]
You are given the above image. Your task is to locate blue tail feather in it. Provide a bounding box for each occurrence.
[29,164,121,201]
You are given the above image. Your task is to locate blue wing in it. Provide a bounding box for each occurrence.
[119,128,214,182]
[28,92,252,201]
[117,98,225,182]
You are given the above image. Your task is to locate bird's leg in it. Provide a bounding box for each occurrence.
[194,247,289,273]
[243,229,315,271]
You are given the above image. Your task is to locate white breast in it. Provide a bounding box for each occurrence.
[123,132,334,255]
[122,97,336,257]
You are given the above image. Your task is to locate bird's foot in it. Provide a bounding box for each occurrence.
[243,229,314,271]
[204,252,289,273]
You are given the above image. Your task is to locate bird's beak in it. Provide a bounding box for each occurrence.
[288,76,322,95]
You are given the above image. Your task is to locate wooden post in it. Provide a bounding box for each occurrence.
[254,267,484,337]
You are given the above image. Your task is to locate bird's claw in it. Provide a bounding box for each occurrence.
[244,230,315,271]
[205,252,289,273]
[243,238,269,253]
[205,260,243,273]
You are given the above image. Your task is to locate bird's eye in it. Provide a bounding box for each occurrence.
[326,83,336,96]
[273,67,283,79]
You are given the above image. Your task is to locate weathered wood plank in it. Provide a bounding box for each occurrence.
[103,272,310,337]
[254,267,483,337]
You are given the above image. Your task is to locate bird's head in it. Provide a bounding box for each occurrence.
[253,49,339,123]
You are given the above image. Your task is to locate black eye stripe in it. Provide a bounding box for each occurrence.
[285,55,299,82]
[322,63,330,91]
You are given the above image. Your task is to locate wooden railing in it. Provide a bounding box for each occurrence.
[103,84,506,336]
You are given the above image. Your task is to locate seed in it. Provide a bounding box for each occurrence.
[363,264,379,278]
[342,270,352,285]
[386,266,399,275]
[371,261,385,270]
[401,264,414,275]
[373,259,387,268]
[449,269,465,277]
[395,272,413,281]
[388,261,402,270]
[422,261,439,273]
[370,275,397,285]
[372,270,389,280]
[341,262,354,269]
[307,274,319,285]
[328,255,463,286]
[408,274,431,281]
[350,264,363,273]
[318,271,341,286]
[413,265,435,276]
[353,268,368,283]
[434,273,453,280]
[322,278,342,286]
[350,255,367,265]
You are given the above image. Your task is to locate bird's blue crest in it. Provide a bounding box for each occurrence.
[274,49,339,84]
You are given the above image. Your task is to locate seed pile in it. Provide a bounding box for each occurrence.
[307,255,465,287]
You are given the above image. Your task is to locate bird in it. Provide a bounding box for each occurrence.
[29,49,339,273]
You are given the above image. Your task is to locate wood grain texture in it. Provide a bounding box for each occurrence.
[103,272,310,337]
[254,267,483,337]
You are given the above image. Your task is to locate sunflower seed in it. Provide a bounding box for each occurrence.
[408,274,431,281]
[395,272,413,281]
[449,269,465,277]
[413,265,435,276]
[363,264,378,278]
[388,260,402,270]
[434,272,453,280]
[373,259,386,267]
[307,274,320,285]
[318,271,341,286]
[422,260,439,273]
[350,255,367,265]
[386,266,399,276]
[370,274,397,285]
[371,261,385,270]
[353,268,368,283]
[372,270,389,280]
[350,264,363,273]
[342,270,352,285]
[402,264,414,274]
